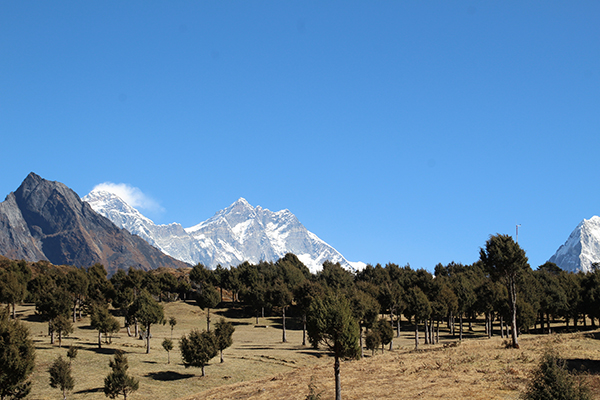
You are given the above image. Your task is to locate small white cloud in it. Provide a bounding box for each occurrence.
[92,182,163,213]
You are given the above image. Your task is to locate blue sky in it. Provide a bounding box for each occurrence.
[1,2,599,271]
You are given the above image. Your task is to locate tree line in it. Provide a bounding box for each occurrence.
[1,234,600,399]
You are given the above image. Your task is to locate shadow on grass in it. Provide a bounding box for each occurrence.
[297,350,326,358]
[565,358,600,375]
[145,371,195,381]
[584,331,600,340]
[142,360,158,364]
[75,387,104,394]
[215,305,252,321]
[80,344,118,355]
[22,313,44,323]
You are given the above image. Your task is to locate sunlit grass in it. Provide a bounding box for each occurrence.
[15,302,600,400]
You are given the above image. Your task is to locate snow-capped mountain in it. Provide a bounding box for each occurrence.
[549,216,600,273]
[83,191,360,273]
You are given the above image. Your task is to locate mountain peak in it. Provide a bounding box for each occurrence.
[88,191,357,273]
[549,216,600,273]
[0,173,189,275]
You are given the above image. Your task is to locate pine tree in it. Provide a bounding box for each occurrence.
[214,319,235,363]
[179,329,218,377]
[48,356,74,400]
[129,290,164,353]
[307,294,360,400]
[104,350,139,400]
[162,339,173,364]
[0,308,35,400]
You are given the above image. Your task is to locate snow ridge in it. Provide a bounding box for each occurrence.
[83,194,359,273]
[549,216,600,273]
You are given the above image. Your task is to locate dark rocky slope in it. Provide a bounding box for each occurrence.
[0,173,190,275]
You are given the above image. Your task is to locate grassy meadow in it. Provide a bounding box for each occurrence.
[15,300,600,400]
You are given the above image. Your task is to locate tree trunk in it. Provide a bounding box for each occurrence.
[459,313,463,341]
[98,331,102,348]
[201,363,206,377]
[146,324,151,354]
[282,306,287,343]
[334,355,341,400]
[359,325,364,358]
[73,302,77,323]
[436,319,440,344]
[207,308,211,332]
[509,278,519,348]
[302,314,307,346]
[78,298,83,320]
[397,314,401,337]
[424,319,429,344]
[430,319,434,344]
[415,321,419,350]
[220,349,224,363]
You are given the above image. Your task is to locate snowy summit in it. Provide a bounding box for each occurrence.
[83,192,361,273]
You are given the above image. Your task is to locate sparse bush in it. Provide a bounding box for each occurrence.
[522,349,591,400]
[305,376,323,400]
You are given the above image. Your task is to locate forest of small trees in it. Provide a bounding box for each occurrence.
[1,234,600,399]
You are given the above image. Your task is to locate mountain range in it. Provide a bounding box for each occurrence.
[2,172,599,275]
[0,173,190,276]
[83,190,360,273]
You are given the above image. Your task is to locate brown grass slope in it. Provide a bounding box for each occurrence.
[12,299,600,400]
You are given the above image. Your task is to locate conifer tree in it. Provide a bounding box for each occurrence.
[307,294,360,400]
[480,234,529,349]
[0,308,35,400]
[129,290,164,353]
[179,329,218,377]
[365,329,381,356]
[49,356,74,400]
[196,285,220,332]
[214,318,235,363]
[104,350,139,400]
[162,339,173,364]
[375,318,394,353]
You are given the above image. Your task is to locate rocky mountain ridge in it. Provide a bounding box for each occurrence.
[0,173,190,276]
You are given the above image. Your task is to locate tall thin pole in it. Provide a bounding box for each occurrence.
[516,224,521,244]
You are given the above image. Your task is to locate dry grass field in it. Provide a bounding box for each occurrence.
[15,300,600,400]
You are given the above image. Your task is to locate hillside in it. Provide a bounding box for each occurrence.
[14,299,600,400]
